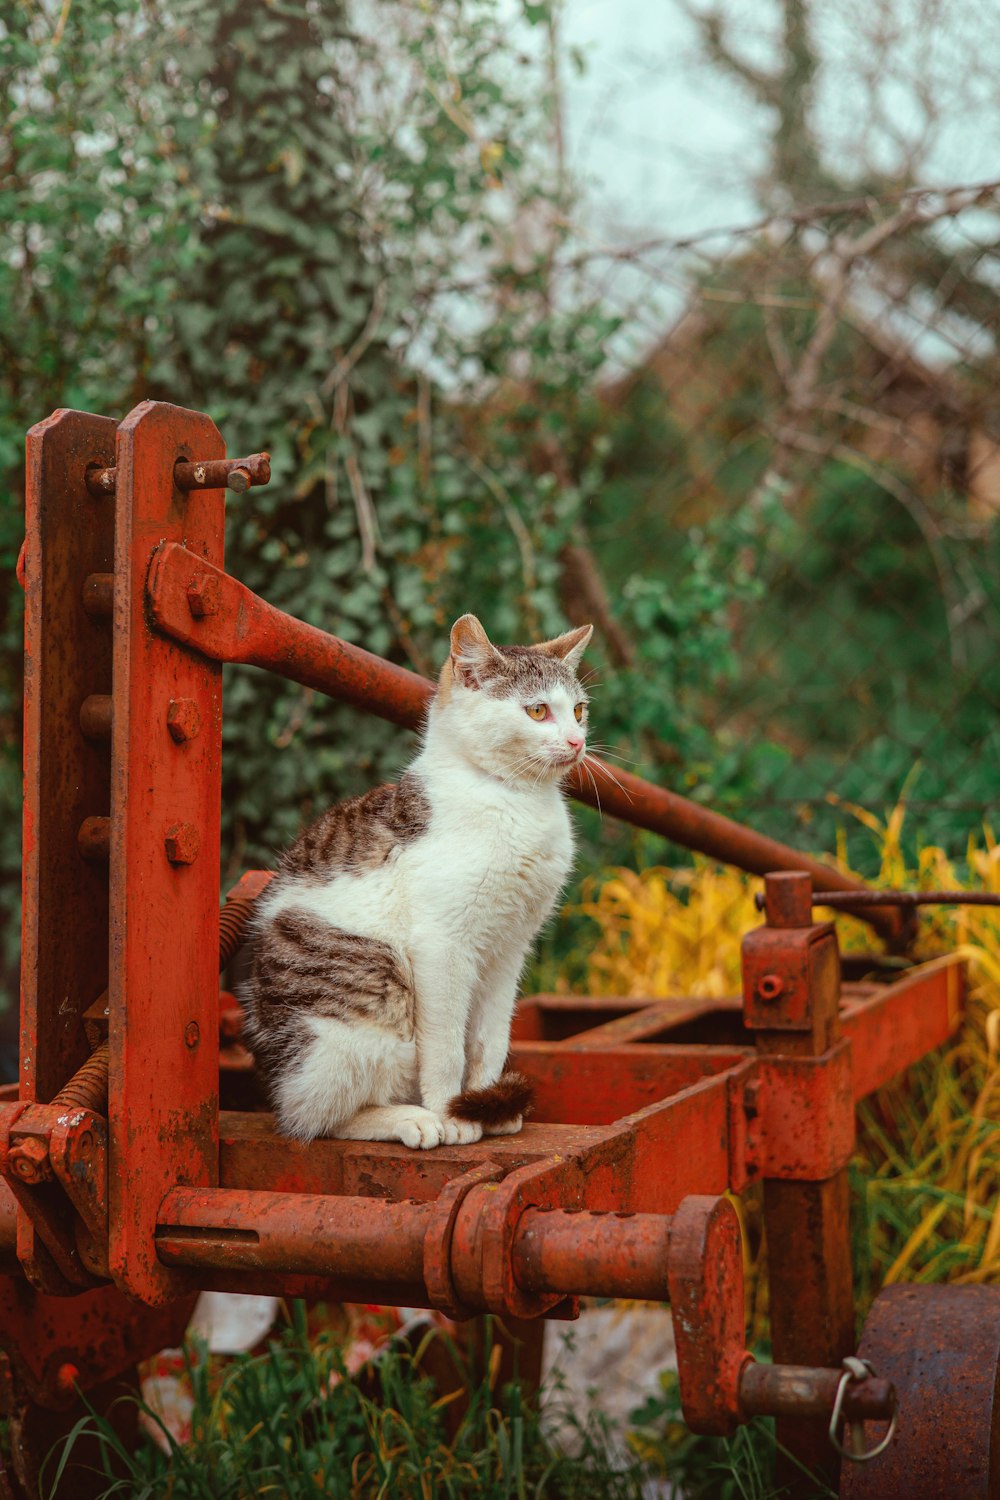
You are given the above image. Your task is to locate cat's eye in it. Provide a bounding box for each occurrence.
[574,703,585,723]
[525,703,547,721]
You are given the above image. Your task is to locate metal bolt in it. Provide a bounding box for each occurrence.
[165,823,200,865]
[78,816,111,863]
[186,573,221,618]
[167,697,202,743]
[79,694,113,741]
[185,1021,200,1049]
[757,972,785,1002]
[226,466,251,493]
[76,1130,94,1156]
[10,1138,52,1184]
[82,572,114,619]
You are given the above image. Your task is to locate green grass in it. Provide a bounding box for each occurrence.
[46,1309,650,1500]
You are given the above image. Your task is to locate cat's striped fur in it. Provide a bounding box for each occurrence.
[243,613,592,1148]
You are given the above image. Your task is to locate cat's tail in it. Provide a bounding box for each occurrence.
[447,1070,533,1129]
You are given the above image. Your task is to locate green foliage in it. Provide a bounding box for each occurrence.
[629,1371,834,1500]
[0,0,756,963]
[48,1310,649,1499]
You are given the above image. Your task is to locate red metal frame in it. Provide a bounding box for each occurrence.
[0,402,970,1495]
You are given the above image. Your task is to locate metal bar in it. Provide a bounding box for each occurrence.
[85,452,271,497]
[842,958,964,1099]
[748,873,856,1493]
[739,1362,895,1422]
[108,401,226,1304]
[509,1041,751,1126]
[756,888,1000,910]
[156,1187,430,1283]
[513,1207,671,1299]
[147,542,906,943]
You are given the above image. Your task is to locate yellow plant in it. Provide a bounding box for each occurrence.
[574,803,1000,1295]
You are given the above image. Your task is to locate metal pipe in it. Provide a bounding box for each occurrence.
[148,543,907,943]
[155,1187,430,1283]
[513,1207,672,1300]
[739,1361,896,1423]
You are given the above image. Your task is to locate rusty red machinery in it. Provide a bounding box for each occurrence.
[2,399,998,1497]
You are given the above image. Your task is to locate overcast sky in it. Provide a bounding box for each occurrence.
[560,0,1000,244]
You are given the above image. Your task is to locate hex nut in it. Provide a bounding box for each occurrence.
[10,1137,51,1183]
[167,697,202,743]
[164,822,200,865]
[186,573,221,618]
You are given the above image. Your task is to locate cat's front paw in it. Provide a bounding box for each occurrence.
[440,1117,484,1146]
[394,1107,447,1150]
[484,1113,523,1137]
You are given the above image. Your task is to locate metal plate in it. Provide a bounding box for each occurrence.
[842,1284,1000,1498]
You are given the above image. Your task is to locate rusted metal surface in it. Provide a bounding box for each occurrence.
[746,896,857,1493]
[79,695,112,741]
[514,1207,672,1300]
[667,1196,749,1435]
[22,410,115,1106]
[76,816,110,863]
[81,572,114,619]
[219,869,273,968]
[146,541,904,940]
[762,887,1000,910]
[739,1362,895,1422]
[0,1278,194,1409]
[107,401,225,1305]
[156,1187,431,1284]
[842,959,964,1098]
[763,869,815,927]
[51,1041,109,1115]
[753,1042,855,1178]
[20,409,116,1299]
[843,1285,1000,1498]
[743,919,839,1034]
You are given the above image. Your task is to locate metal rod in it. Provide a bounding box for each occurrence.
[174,453,271,493]
[755,889,1000,912]
[85,453,271,498]
[155,1188,430,1283]
[739,1362,895,1422]
[148,543,908,945]
[513,1207,672,1300]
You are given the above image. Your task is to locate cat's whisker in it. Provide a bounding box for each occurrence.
[586,744,643,769]
[586,754,634,803]
[581,756,603,818]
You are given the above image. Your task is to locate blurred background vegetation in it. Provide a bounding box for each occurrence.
[3,0,998,957]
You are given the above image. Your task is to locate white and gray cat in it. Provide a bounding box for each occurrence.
[243,612,593,1148]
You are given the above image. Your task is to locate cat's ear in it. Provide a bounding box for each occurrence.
[535,623,593,674]
[450,614,501,689]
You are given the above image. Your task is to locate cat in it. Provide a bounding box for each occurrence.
[242,612,593,1148]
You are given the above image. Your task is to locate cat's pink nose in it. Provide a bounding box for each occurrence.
[566,735,584,752]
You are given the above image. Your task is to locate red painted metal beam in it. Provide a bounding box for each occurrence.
[147,542,906,942]
[842,958,964,1099]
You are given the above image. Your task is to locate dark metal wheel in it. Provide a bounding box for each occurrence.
[841,1284,1000,1499]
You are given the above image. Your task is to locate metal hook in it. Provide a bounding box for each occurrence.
[829,1355,897,1463]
